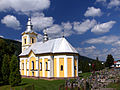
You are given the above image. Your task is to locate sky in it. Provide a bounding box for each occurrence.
[1,0,120,61]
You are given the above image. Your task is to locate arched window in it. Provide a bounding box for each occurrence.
[40,62,42,71]
[32,38,34,43]
[61,65,63,71]
[32,61,34,70]
[46,62,48,71]
[24,39,26,44]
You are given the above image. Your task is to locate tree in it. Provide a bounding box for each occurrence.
[92,57,104,71]
[105,54,114,68]
[9,55,21,86]
[1,54,10,84]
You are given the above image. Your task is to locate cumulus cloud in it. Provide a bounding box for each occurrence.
[96,0,106,2]
[31,13,54,31]
[0,35,4,38]
[0,0,50,14]
[15,39,22,42]
[84,7,102,17]
[76,45,120,61]
[73,19,97,34]
[1,15,21,30]
[108,0,120,8]
[91,21,116,34]
[84,35,120,44]
[46,24,63,39]
[37,34,43,42]
[61,22,73,37]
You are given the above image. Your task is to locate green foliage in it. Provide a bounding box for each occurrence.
[78,61,90,73]
[0,37,21,83]
[9,55,21,86]
[91,57,105,71]
[105,54,114,68]
[1,54,10,84]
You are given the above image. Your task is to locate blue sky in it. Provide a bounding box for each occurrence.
[1,0,120,61]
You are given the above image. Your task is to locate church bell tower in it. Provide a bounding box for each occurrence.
[21,18,38,52]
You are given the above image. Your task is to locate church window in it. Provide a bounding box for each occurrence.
[46,62,48,71]
[24,39,26,44]
[32,61,34,70]
[74,66,76,70]
[32,38,34,43]
[61,65,63,71]
[40,62,42,71]
[22,63,24,70]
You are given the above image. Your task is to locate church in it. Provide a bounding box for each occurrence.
[19,18,79,78]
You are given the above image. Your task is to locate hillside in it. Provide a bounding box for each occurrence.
[0,37,96,62]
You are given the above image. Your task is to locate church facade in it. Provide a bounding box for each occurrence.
[19,18,79,78]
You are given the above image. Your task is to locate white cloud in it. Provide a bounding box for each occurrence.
[31,13,54,31]
[15,39,22,42]
[96,0,106,2]
[61,22,73,37]
[1,15,21,30]
[108,0,120,8]
[0,0,50,14]
[73,19,97,34]
[46,24,63,39]
[0,35,4,38]
[84,35,120,44]
[84,7,102,17]
[91,21,116,34]
[37,34,43,42]
[84,45,96,50]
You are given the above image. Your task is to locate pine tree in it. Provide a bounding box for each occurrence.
[1,54,10,84]
[9,55,21,86]
[105,54,114,68]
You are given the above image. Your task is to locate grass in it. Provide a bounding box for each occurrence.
[79,72,92,79]
[0,78,65,90]
[0,72,92,90]
[106,82,120,90]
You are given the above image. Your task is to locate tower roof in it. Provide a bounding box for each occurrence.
[19,37,78,56]
[22,18,37,35]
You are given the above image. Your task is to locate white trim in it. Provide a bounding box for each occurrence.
[27,59,29,76]
[36,59,39,77]
[42,57,45,77]
[57,57,59,77]
[64,56,67,77]
[24,58,26,75]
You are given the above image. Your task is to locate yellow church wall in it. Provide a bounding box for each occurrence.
[74,59,77,77]
[54,58,57,77]
[39,58,43,77]
[67,58,72,77]
[26,59,27,76]
[21,60,24,75]
[29,57,36,76]
[44,58,48,77]
[59,58,64,77]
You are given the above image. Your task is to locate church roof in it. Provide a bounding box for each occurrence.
[19,37,78,56]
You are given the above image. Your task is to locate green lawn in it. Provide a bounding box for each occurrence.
[0,78,65,90]
[0,72,92,90]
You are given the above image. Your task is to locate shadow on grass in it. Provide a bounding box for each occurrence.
[17,83,28,86]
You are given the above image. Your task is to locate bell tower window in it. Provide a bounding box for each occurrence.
[24,39,26,44]
[32,38,34,43]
